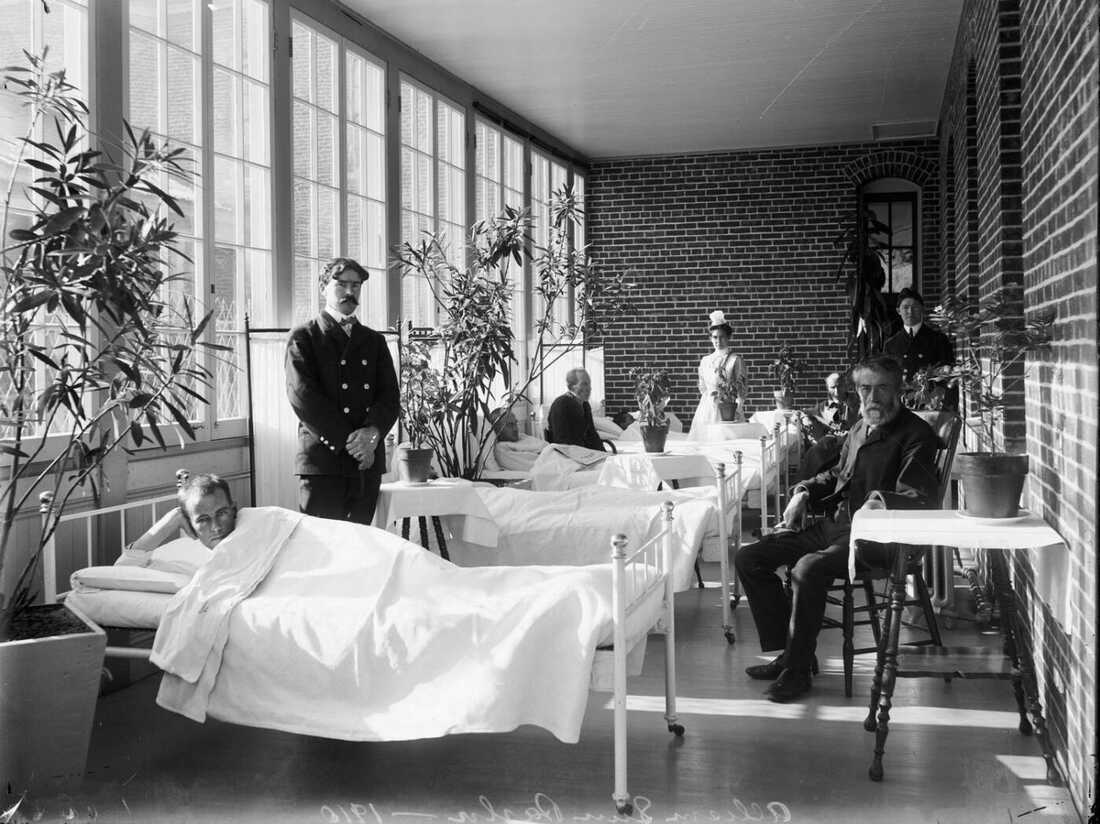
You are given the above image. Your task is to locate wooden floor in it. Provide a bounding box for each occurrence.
[17,563,1079,824]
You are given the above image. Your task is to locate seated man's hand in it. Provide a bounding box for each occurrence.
[778,489,809,530]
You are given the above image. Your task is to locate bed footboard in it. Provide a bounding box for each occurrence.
[716,456,744,645]
[609,501,683,814]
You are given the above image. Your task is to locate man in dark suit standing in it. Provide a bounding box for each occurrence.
[546,368,604,451]
[884,287,957,408]
[285,258,399,524]
[735,355,939,702]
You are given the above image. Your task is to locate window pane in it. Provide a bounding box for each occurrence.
[292,100,313,178]
[212,67,238,155]
[244,163,271,249]
[241,0,268,82]
[892,201,913,246]
[165,0,195,50]
[128,31,161,134]
[242,77,269,164]
[166,46,198,145]
[316,109,336,187]
[130,0,157,34]
[291,20,312,101]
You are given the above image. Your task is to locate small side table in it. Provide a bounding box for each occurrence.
[374,479,499,560]
[848,508,1064,783]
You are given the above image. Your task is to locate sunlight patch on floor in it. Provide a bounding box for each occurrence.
[816,704,1021,727]
[997,753,1056,781]
[607,695,1021,728]
[598,694,809,720]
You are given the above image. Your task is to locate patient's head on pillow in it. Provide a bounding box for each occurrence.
[178,473,237,549]
[488,407,520,443]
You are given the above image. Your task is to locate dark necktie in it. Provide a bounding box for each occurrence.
[339,316,356,336]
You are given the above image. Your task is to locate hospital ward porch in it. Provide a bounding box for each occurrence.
[20,559,1077,824]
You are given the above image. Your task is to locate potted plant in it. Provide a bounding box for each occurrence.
[714,367,739,421]
[394,189,633,479]
[0,51,216,796]
[769,344,803,410]
[395,329,442,483]
[832,207,893,361]
[629,367,671,453]
[923,291,1054,517]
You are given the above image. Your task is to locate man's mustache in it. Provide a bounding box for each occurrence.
[339,295,359,306]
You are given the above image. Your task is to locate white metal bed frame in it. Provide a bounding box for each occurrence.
[44,484,682,813]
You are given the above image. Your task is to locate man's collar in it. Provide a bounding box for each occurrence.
[324,307,357,324]
[906,322,923,336]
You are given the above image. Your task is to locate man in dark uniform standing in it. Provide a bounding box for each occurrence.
[285,258,400,524]
[884,287,957,409]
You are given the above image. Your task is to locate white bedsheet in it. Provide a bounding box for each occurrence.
[447,486,718,592]
[153,507,660,743]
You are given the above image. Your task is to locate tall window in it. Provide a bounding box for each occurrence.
[475,119,525,334]
[531,149,569,332]
[864,190,918,296]
[400,77,465,328]
[0,1,88,440]
[129,0,272,432]
[291,16,386,328]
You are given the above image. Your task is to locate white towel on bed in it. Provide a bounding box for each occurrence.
[153,507,644,743]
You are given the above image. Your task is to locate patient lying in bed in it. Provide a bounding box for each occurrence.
[488,407,545,471]
[70,473,666,744]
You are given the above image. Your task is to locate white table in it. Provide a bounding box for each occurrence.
[374,478,499,559]
[848,507,1063,783]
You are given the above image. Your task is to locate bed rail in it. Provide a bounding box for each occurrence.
[716,454,744,644]
[40,487,181,605]
[609,500,683,814]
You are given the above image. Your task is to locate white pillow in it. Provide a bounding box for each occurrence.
[71,564,192,594]
[143,536,211,576]
[593,415,624,440]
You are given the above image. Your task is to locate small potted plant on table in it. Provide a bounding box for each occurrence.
[770,344,803,410]
[924,291,1054,517]
[629,367,672,453]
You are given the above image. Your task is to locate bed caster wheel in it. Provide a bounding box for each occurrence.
[1019,718,1033,736]
[868,764,884,782]
[724,629,736,645]
[730,595,741,609]
[668,722,685,736]
[615,800,633,815]
[863,716,877,732]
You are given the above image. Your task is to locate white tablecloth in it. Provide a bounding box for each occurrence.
[847,508,1066,612]
[374,478,499,546]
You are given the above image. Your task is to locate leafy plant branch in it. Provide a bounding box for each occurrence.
[0,50,218,637]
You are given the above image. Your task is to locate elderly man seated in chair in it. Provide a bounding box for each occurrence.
[546,368,606,451]
[487,407,546,472]
[734,355,940,702]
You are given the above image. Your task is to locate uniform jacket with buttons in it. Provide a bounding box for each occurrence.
[884,323,957,409]
[795,406,940,519]
[285,314,399,477]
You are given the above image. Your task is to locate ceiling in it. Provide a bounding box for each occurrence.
[341,0,965,159]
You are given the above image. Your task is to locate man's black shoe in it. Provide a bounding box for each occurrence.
[745,654,819,681]
[765,668,813,703]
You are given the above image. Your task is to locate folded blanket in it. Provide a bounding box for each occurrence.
[528,444,608,490]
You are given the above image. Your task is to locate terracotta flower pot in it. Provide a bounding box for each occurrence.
[773,389,793,410]
[954,452,1029,517]
[718,401,737,421]
[397,447,434,483]
[640,425,669,454]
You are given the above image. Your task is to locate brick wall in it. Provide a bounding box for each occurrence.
[941,0,1097,810]
[587,141,940,418]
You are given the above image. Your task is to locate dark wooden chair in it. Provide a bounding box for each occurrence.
[822,413,962,697]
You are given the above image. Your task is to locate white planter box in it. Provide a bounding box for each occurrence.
[0,601,106,795]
